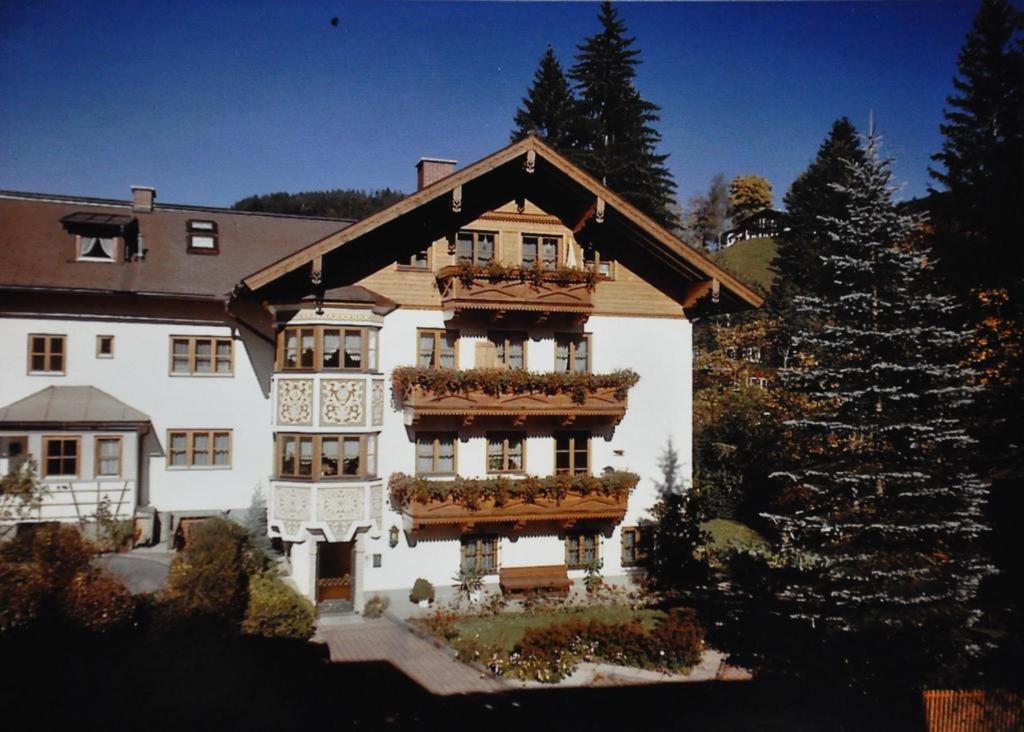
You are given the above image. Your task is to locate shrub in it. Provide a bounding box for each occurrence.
[363,595,389,618]
[0,562,46,633]
[410,578,435,604]
[164,518,251,624]
[63,569,136,633]
[241,573,316,641]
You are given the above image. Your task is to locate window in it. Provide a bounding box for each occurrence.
[77,235,116,262]
[455,231,495,266]
[521,234,560,270]
[42,437,79,478]
[621,527,646,567]
[747,376,768,390]
[95,437,122,477]
[461,535,498,574]
[416,433,456,475]
[96,335,114,358]
[565,532,600,569]
[170,336,233,375]
[742,346,762,363]
[487,433,525,473]
[187,220,219,253]
[417,329,458,369]
[554,431,589,476]
[277,433,377,480]
[1,436,29,475]
[28,334,66,374]
[555,333,590,374]
[279,326,378,372]
[583,248,613,277]
[167,430,231,468]
[488,331,525,369]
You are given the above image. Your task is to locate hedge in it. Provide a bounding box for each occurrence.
[241,572,316,641]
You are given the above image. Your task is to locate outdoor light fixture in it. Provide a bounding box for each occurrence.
[389,525,400,548]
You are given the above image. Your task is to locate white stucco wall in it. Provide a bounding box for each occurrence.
[0,315,273,516]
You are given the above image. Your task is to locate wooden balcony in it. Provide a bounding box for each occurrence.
[399,383,628,425]
[401,491,630,532]
[436,265,594,320]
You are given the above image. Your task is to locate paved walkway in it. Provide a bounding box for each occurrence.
[317,615,507,696]
[93,549,172,594]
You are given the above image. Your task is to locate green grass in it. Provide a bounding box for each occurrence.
[453,604,665,652]
[701,518,771,556]
[712,236,777,294]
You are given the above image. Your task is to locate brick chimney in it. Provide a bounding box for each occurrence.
[415,158,456,190]
[131,185,156,212]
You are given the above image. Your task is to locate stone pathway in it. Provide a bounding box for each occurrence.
[317,614,508,696]
[94,549,172,594]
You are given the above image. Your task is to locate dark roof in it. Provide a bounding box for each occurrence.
[0,191,351,298]
[0,386,150,428]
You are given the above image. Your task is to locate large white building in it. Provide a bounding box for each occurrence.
[0,138,761,612]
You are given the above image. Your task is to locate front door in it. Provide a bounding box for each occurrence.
[316,541,354,602]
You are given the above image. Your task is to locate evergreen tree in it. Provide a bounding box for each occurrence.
[570,2,678,227]
[771,118,865,310]
[232,188,406,220]
[764,132,989,687]
[644,439,709,597]
[929,0,1024,294]
[511,47,580,151]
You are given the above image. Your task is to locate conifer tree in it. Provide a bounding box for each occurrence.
[764,132,989,686]
[511,47,581,152]
[929,0,1024,293]
[570,2,678,227]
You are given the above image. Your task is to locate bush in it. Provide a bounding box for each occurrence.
[241,573,316,641]
[164,518,252,624]
[410,578,435,604]
[63,569,136,632]
[363,595,389,618]
[0,562,46,633]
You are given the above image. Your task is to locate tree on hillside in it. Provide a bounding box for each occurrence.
[511,47,581,151]
[929,0,1024,294]
[770,118,865,334]
[728,175,773,222]
[232,188,406,220]
[764,133,988,687]
[682,173,729,250]
[570,1,678,227]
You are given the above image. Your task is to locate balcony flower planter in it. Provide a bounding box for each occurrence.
[437,264,597,316]
[392,367,639,424]
[389,471,639,531]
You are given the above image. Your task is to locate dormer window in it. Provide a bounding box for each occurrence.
[187,220,219,254]
[77,235,116,262]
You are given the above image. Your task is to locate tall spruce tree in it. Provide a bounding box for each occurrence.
[771,118,865,314]
[570,2,678,227]
[929,0,1024,294]
[511,47,581,151]
[764,133,989,687]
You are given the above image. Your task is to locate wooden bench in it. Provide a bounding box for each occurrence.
[499,565,572,596]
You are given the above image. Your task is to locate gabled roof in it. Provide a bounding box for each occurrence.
[0,386,150,429]
[0,192,350,299]
[239,136,764,312]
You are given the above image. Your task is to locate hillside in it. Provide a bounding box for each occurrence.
[711,236,776,295]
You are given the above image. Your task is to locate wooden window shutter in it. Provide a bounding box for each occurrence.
[474,341,497,368]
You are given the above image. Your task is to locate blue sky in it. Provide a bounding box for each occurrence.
[0,1,978,210]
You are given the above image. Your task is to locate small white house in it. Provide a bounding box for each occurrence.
[0,137,761,612]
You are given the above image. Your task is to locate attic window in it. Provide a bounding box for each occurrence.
[187,220,218,253]
[78,236,116,262]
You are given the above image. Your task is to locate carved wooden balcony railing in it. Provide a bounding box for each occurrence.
[436,265,595,319]
[392,367,638,426]
[389,471,637,532]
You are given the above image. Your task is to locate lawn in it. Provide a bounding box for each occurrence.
[451,603,665,651]
[701,518,771,557]
[712,236,776,294]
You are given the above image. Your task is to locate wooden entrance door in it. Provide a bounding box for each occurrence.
[317,541,354,602]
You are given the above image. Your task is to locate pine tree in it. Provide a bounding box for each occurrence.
[511,47,581,152]
[645,439,709,597]
[929,0,1024,294]
[570,2,678,227]
[763,132,989,687]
